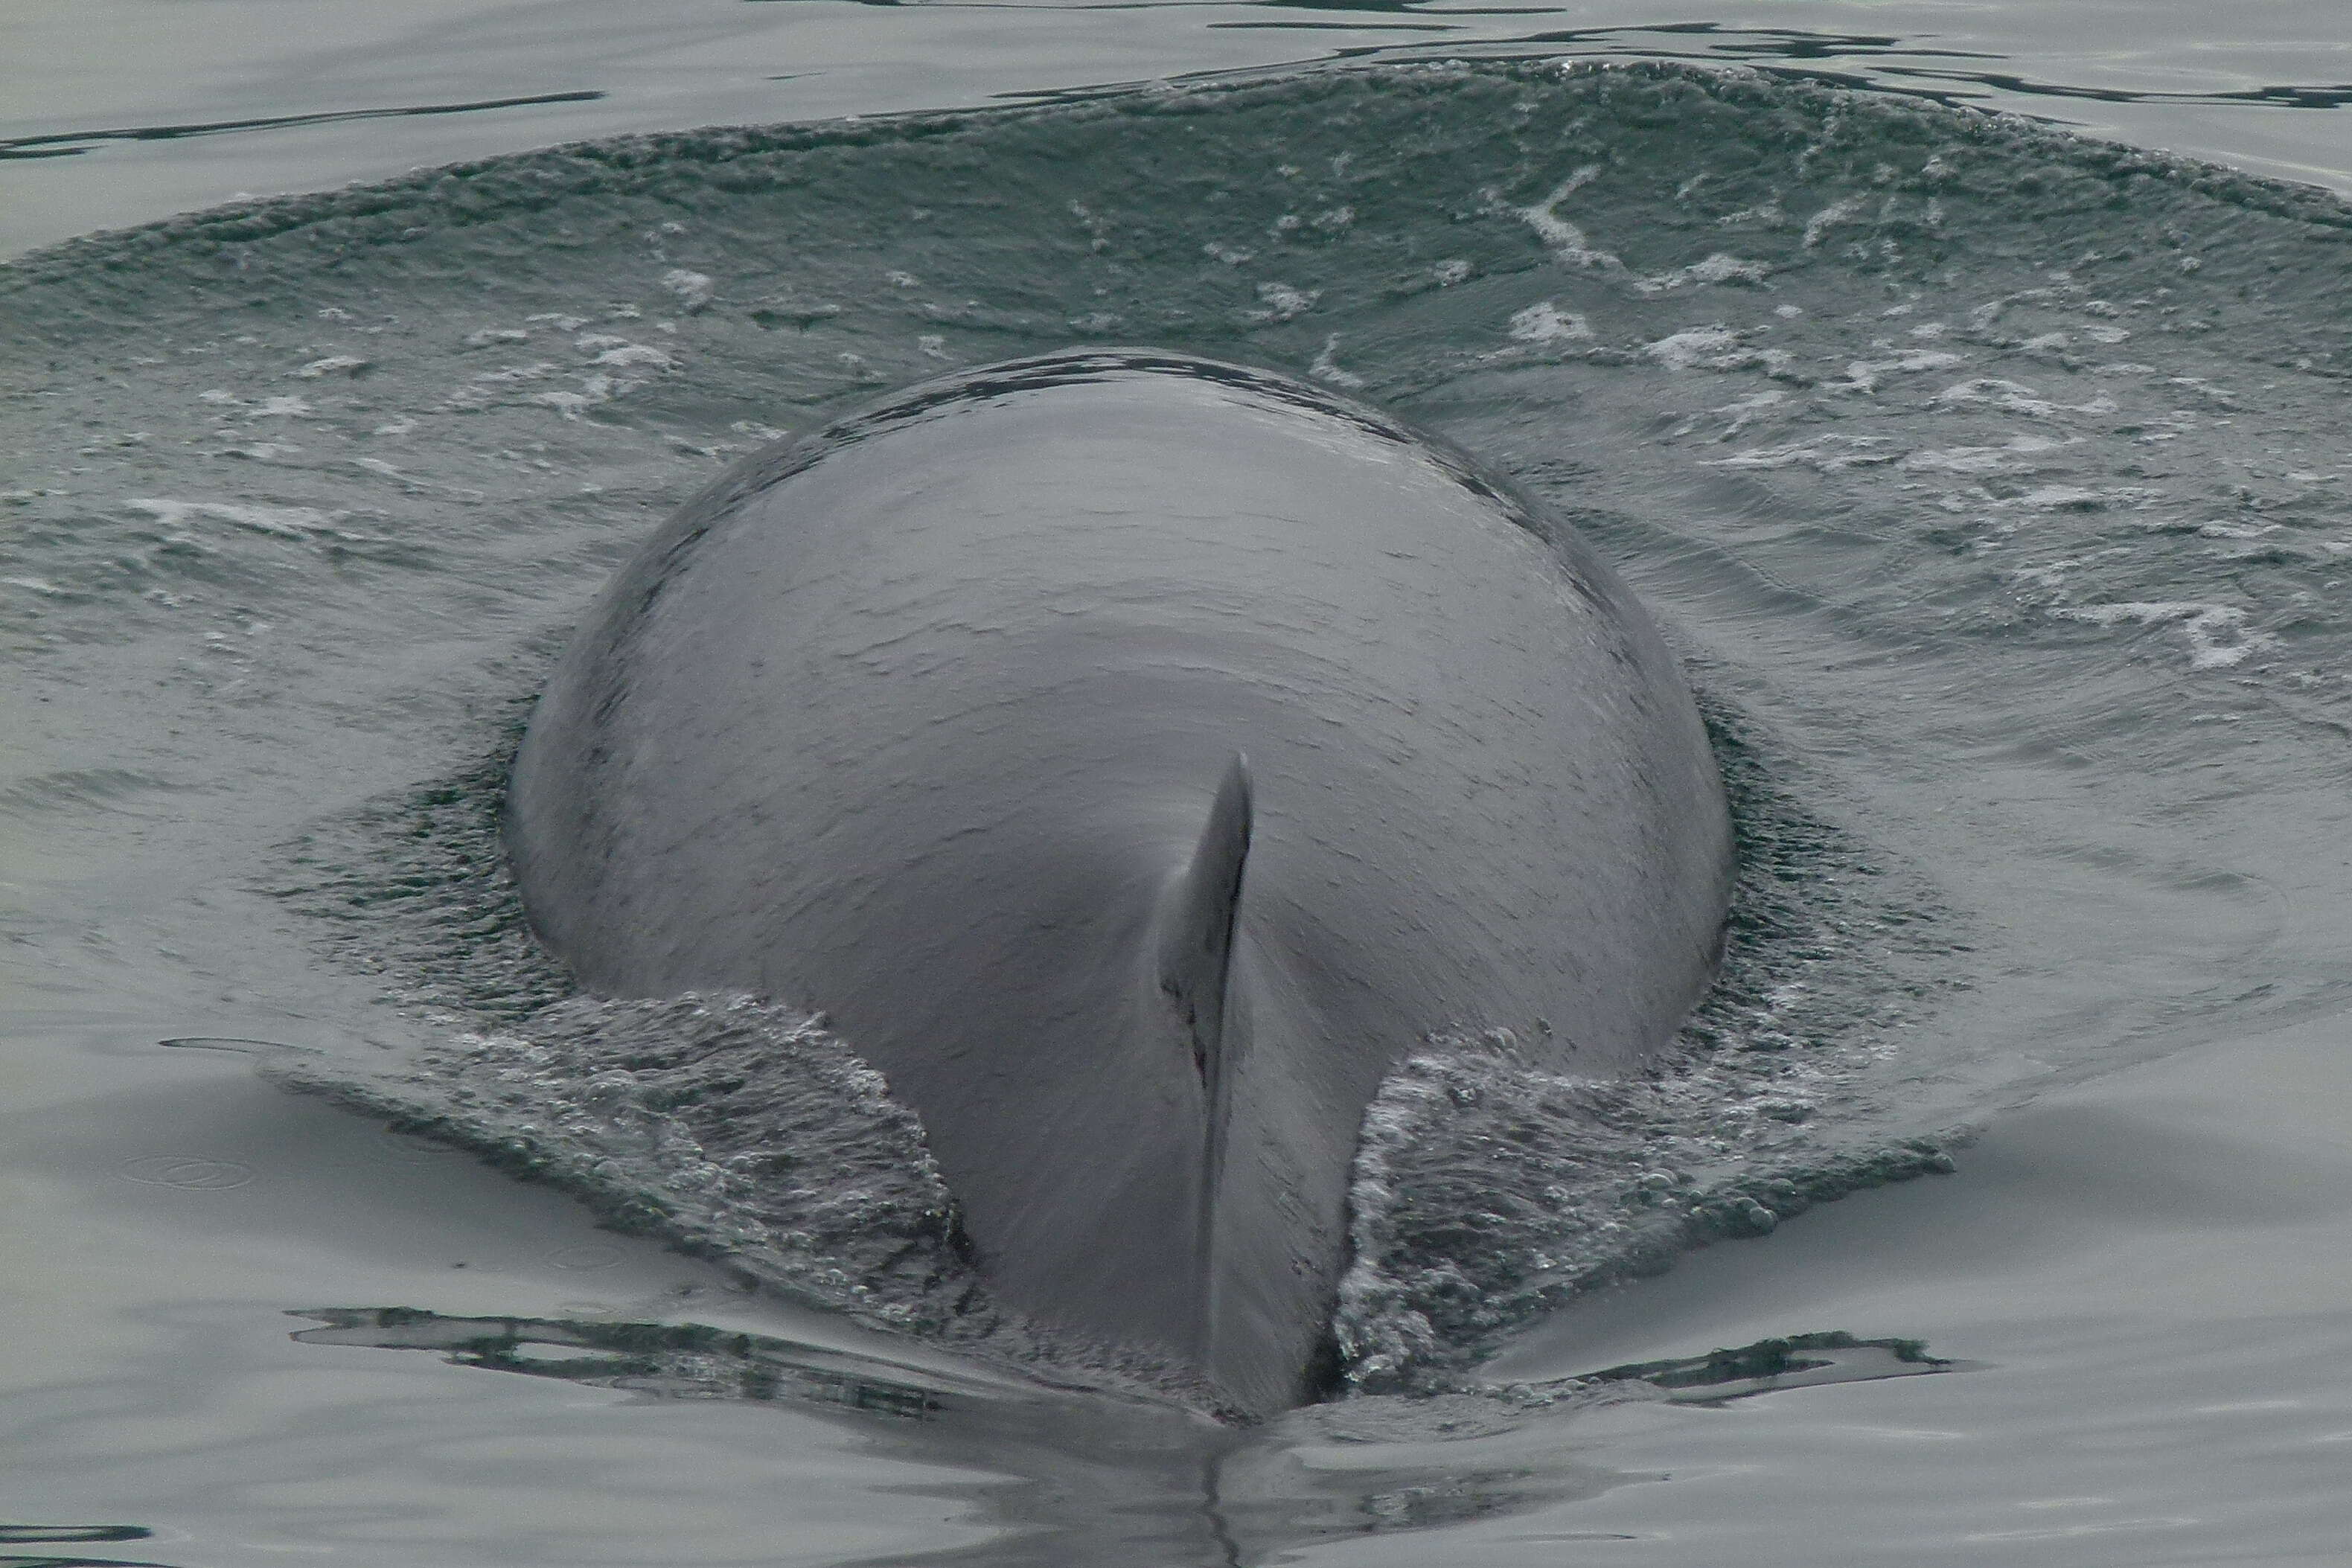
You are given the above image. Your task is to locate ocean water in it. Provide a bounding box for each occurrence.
[7,6,2352,1565]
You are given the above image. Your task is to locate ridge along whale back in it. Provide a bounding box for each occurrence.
[504,348,1735,1415]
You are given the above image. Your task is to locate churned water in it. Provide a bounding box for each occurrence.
[7,7,2352,1565]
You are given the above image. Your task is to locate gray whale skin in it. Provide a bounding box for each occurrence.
[506,350,1733,1415]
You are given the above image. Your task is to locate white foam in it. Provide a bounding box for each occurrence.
[124,499,339,539]
[2005,484,2108,511]
[529,371,629,419]
[1801,198,1862,249]
[1507,301,1592,344]
[1692,388,1789,440]
[1646,325,1739,368]
[1643,325,1792,375]
[1310,335,1366,389]
[1934,378,2115,417]
[2053,601,2280,669]
[1251,281,1320,321]
[1899,435,2073,475]
[660,269,715,311]
[1829,349,1966,394]
[589,345,677,371]
[1515,167,1618,269]
[1632,253,1772,295]
[1705,434,1899,473]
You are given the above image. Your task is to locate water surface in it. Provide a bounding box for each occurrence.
[6,9,2352,1566]
[10,0,2352,254]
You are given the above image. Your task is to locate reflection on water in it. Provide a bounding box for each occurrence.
[0,93,610,164]
[10,1,2352,255]
[1565,1330,1968,1405]
[1917,74,2352,110]
[1193,22,2352,123]
[0,1524,169,1568]
[290,1307,963,1418]
[290,1308,1959,1565]
[24,15,2349,161]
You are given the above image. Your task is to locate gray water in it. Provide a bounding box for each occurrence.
[7,5,2352,1565]
[10,0,2352,258]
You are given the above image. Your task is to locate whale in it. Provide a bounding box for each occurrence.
[504,349,1734,1415]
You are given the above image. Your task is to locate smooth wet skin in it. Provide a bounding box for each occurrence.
[505,350,1733,1413]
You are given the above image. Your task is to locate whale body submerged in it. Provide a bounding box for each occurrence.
[505,350,1733,1415]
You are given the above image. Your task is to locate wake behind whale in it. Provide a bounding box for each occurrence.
[503,349,1734,1413]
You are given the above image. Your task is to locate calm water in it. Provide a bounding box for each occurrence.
[7,4,2352,1565]
[10,0,2352,257]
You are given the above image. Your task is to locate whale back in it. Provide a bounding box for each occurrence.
[506,351,1733,1412]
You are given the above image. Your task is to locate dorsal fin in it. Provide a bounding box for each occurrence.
[1158,753,1253,1092]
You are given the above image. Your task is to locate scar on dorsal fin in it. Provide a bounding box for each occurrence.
[1158,753,1252,1095]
